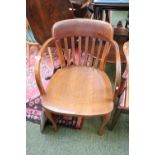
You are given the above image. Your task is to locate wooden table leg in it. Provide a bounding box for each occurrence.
[98,112,111,136]
[45,109,57,131]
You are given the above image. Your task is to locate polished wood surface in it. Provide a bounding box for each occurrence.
[109,41,129,130]
[26,0,74,44]
[43,66,113,116]
[26,0,74,66]
[35,19,122,135]
[118,41,128,96]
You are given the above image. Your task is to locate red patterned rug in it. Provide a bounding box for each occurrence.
[26,47,83,129]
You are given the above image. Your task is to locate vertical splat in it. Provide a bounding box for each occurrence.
[89,37,96,67]
[71,36,76,65]
[99,42,111,70]
[64,37,70,66]
[95,39,102,67]
[83,37,89,66]
[55,40,66,68]
[78,36,82,65]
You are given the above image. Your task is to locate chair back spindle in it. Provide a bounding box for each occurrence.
[95,39,102,68]
[99,42,111,70]
[71,37,76,65]
[64,37,70,66]
[83,37,89,65]
[78,36,82,65]
[89,38,96,66]
[52,19,115,70]
[55,40,66,68]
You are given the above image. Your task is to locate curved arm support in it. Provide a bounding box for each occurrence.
[34,37,55,96]
[122,41,129,79]
[111,40,122,103]
[118,41,129,96]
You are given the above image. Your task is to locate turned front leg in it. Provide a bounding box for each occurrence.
[98,113,111,136]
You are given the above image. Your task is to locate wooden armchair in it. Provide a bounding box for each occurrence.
[35,19,121,135]
[109,41,129,130]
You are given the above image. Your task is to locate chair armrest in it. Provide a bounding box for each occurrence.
[116,41,129,96]
[122,41,129,79]
[34,37,55,96]
[111,40,122,102]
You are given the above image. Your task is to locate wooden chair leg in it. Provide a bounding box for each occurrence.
[98,112,111,136]
[48,47,55,67]
[109,108,122,130]
[27,44,31,66]
[40,109,47,133]
[45,109,57,131]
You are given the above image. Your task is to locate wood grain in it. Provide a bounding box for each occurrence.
[34,19,122,135]
[26,0,74,44]
[43,66,113,116]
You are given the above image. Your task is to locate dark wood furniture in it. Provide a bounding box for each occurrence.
[35,19,121,135]
[107,23,128,63]
[26,0,74,45]
[109,41,129,130]
[92,0,129,20]
[90,1,129,63]
[26,0,75,65]
[70,0,91,18]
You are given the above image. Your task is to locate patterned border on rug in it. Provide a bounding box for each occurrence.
[26,96,83,129]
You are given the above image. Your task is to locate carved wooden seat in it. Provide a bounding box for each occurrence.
[43,66,113,116]
[35,19,121,135]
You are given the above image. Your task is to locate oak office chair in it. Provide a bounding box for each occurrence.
[35,19,121,135]
[26,0,75,65]
[109,41,129,130]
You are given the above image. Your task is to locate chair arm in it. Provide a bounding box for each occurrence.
[111,40,122,102]
[34,37,55,96]
[122,41,129,79]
